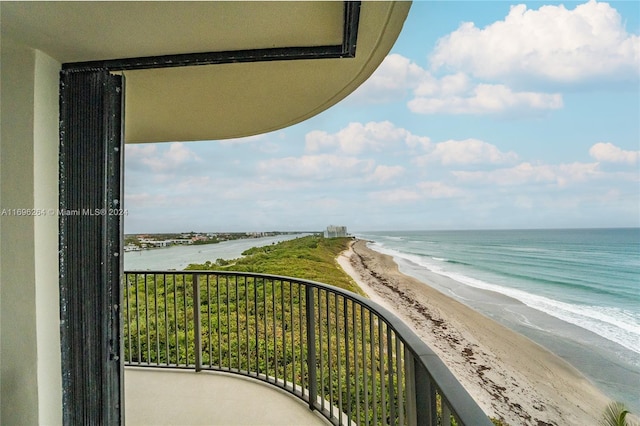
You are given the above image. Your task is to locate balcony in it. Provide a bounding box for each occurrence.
[123,271,491,426]
[125,368,328,425]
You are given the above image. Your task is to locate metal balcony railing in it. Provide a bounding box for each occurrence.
[123,271,491,426]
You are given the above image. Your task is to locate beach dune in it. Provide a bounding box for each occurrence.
[337,239,611,425]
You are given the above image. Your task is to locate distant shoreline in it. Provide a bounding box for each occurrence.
[338,238,611,425]
[124,231,304,252]
[124,233,307,271]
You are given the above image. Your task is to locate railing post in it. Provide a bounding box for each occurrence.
[305,285,317,410]
[415,359,435,426]
[442,400,452,426]
[405,349,417,426]
[193,274,202,372]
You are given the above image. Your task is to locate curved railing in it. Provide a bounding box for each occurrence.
[123,271,491,426]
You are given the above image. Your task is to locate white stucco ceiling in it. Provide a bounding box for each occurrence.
[1,1,411,143]
[2,2,345,62]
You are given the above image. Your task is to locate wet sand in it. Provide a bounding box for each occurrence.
[337,239,611,425]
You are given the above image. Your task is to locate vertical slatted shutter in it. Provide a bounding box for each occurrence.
[59,70,124,425]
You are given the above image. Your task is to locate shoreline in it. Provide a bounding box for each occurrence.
[337,239,611,425]
[124,233,305,270]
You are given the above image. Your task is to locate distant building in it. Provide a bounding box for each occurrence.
[137,238,193,247]
[324,225,348,238]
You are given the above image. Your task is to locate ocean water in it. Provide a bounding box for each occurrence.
[356,228,640,412]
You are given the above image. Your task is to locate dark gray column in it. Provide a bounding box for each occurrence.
[59,70,124,425]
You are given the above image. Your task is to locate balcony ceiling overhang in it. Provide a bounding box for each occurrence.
[1,1,411,143]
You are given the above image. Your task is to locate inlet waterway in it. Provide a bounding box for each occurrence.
[124,233,306,271]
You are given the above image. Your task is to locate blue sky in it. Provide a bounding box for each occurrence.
[125,1,640,233]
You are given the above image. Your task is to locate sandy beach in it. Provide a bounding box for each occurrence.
[337,239,612,425]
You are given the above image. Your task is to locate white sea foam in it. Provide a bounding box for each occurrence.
[369,243,640,355]
[504,307,548,332]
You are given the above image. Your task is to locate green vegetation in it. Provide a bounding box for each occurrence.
[125,231,300,249]
[601,402,636,426]
[124,234,141,246]
[186,235,362,295]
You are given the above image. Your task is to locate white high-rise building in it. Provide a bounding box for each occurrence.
[324,225,348,238]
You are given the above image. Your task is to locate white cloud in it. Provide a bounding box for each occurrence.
[125,192,169,207]
[415,138,519,166]
[171,176,214,192]
[430,1,640,83]
[414,72,471,97]
[258,154,404,185]
[126,144,157,158]
[589,142,640,164]
[350,54,429,102]
[127,142,201,173]
[304,130,334,152]
[368,165,405,183]
[258,154,374,180]
[165,143,199,164]
[217,178,312,199]
[369,189,422,203]
[409,83,563,115]
[306,198,343,210]
[370,181,464,203]
[354,53,563,116]
[453,161,602,187]
[305,121,430,154]
[416,181,465,198]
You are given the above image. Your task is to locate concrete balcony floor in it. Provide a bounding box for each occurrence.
[125,367,329,425]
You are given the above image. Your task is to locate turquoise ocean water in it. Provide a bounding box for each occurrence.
[356,228,640,412]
